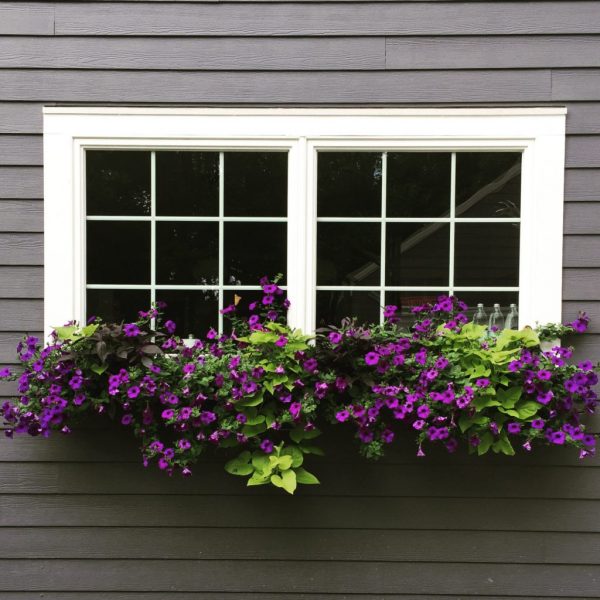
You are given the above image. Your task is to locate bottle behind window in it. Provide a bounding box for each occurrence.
[489,303,505,332]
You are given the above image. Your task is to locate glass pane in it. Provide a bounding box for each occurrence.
[87,289,150,324]
[386,153,451,218]
[87,221,150,284]
[317,223,380,286]
[156,222,219,285]
[317,290,381,327]
[454,223,520,287]
[156,290,219,338]
[386,223,450,286]
[317,152,382,217]
[222,289,265,332]
[456,152,521,218]
[224,223,287,285]
[453,291,519,322]
[224,152,287,217]
[86,150,151,216]
[156,151,219,216]
[385,290,448,328]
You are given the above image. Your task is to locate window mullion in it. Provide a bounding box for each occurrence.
[380,152,387,325]
[449,152,456,296]
[218,152,225,334]
[150,151,157,328]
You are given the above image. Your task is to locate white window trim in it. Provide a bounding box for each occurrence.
[43,107,566,338]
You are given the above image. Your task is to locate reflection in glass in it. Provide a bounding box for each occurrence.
[387,153,451,218]
[225,152,288,217]
[456,153,521,218]
[386,223,450,286]
[385,291,448,329]
[454,223,520,287]
[224,223,287,285]
[317,291,381,327]
[317,223,380,286]
[86,150,151,216]
[156,151,219,216]
[452,292,519,323]
[318,152,382,217]
[87,289,150,324]
[156,290,218,338]
[87,221,150,284]
[156,222,219,285]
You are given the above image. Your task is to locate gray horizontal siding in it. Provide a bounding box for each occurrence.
[2,560,600,595]
[51,2,600,36]
[0,2,599,598]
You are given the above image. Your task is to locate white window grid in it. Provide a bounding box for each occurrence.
[85,150,288,333]
[315,151,521,325]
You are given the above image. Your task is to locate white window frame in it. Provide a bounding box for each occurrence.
[43,107,566,337]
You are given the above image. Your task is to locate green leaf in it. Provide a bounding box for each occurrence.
[270,474,284,488]
[513,400,540,420]
[224,458,253,476]
[53,325,79,340]
[477,432,494,456]
[281,445,304,468]
[493,433,515,456]
[458,322,487,340]
[496,386,522,409]
[241,423,267,437]
[277,455,293,471]
[299,444,325,456]
[80,323,99,337]
[280,469,297,494]
[251,453,272,474]
[90,363,108,375]
[473,396,501,410]
[247,472,270,486]
[290,427,305,444]
[237,395,264,407]
[295,467,320,485]
[245,415,265,426]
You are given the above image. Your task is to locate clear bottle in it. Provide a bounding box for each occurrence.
[472,303,488,326]
[488,303,505,332]
[505,303,518,330]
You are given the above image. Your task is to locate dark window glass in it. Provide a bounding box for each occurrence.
[87,289,150,324]
[386,223,450,286]
[224,222,287,285]
[386,153,451,218]
[156,290,219,338]
[224,152,287,217]
[86,151,151,216]
[456,153,521,218]
[385,290,448,328]
[87,221,150,284]
[318,152,382,217]
[317,223,380,286]
[452,291,519,322]
[454,223,520,287]
[156,222,219,285]
[317,290,381,327]
[156,151,219,216]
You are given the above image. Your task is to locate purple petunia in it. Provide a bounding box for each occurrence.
[475,378,490,388]
[127,386,140,399]
[328,331,342,345]
[335,410,350,422]
[507,422,521,434]
[364,352,380,366]
[164,320,177,334]
[123,323,141,337]
[383,305,398,319]
[260,439,274,454]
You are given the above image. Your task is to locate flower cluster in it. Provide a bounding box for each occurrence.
[1,280,598,493]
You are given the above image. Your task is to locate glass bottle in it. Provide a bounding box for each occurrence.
[505,303,518,330]
[472,303,487,326]
[488,303,505,332]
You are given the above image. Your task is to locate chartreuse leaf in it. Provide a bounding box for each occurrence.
[251,452,271,474]
[281,445,304,468]
[270,474,284,488]
[247,472,270,486]
[277,455,293,471]
[224,450,253,476]
[458,322,487,340]
[295,467,320,485]
[241,422,267,437]
[513,400,540,419]
[280,469,297,494]
[53,325,79,340]
[90,363,108,375]
[493,433,515,456]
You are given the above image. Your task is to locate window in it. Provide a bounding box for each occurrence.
[43,108,566,336]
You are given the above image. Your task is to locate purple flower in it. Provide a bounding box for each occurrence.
[182,467,192,477]
[537,390,554,405]
[569,313,589,333]
[475,378,490,388]
[381,429,394,443]
[531,419,545,430]
[178,439,191,451]
[364,352,380,366]
[161,409,175,420]
[72,394,85,406]
[275,335,288,347]
[200,410,217,425]
[123,323,141,337]
[236,413,247,424]
[412,419,425,430]
[260,439,274,454]
[537,369,552,381]
[507,422,521,434]
[583,435,596,448]
[336,410,350,422]
[550,430,566,445]
[183,363,196,375]
[328,331,342,345]
[121,414,133,426]
[578,360,594,371]
[383,305,397,319]
[289,402,302,419]
[262,295,274,306]
[262,284,278,294]
[416,404,430,419]
[303,358,318,373]
[164,320,176,334]
[0,367,12,378]
[435,357,449,370]
[127,386,140,399]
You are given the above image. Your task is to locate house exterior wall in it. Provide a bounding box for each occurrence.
[0,1,599,597]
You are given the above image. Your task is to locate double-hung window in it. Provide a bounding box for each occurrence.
[43,108,566,337]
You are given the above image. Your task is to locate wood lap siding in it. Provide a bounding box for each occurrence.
[0,1,599,598]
